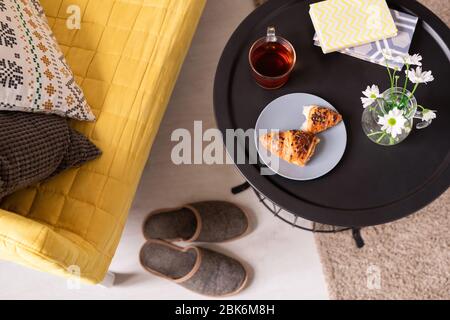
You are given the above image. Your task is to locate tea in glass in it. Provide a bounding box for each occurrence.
[249,27,296,89]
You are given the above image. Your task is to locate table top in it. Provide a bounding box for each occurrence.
[213,0,450,227]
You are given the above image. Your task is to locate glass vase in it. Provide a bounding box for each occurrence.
[361,87,431,146]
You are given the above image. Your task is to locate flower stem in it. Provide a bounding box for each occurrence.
[391,70,398,96]
[367,131,384,137]
[385,60,394,88]
[376,132,387,143]
[402,64,410,95]
[409,83,419,98]
[386,66,393,88]
[376,98,384,112]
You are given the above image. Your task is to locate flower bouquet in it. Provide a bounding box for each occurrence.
[361,49,437,146]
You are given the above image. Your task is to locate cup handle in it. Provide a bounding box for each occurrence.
[413,110,433,129]
[266,26,277,42]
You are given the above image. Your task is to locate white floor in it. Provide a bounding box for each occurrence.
[0,0,329,300]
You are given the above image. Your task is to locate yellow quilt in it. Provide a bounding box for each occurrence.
[0,0,205,284]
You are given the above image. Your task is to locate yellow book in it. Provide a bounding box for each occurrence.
[310,0,398,53]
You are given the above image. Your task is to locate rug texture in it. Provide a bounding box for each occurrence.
[253,0,450,300]
[315,190,449,300]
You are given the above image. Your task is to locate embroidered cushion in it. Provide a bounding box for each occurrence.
[0,0,95,121]
[0,111,101,200]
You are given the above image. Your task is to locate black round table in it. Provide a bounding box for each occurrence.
[214,0,450,227]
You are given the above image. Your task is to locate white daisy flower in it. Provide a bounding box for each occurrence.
[407,67,434,84]
[361,85,381,108]
[403,53,422,66]
[381,48,395,61]
[421,109,437,122]
[381,49,404,67]
[377,108,407,138]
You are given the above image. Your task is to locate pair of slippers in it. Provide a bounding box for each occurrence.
[140,201,251,297]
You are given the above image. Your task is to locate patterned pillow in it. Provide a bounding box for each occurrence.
[0,0,95,121]
[0,112,101,200]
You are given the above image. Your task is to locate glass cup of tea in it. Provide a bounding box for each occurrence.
[249,26,296,89]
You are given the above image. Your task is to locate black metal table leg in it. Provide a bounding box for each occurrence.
[231,182,351,235]
[352,228,365,248]
[231,182,251,195]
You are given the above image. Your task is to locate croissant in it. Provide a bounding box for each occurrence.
[301,105,342,134]
[259,130,320,167]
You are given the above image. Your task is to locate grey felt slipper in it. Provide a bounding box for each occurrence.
[140,240,248,297]
[143,201,249,242]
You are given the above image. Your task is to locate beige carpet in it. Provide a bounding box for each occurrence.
[316,190,449,300]
[314,0,450,300]
[418,0,450,25]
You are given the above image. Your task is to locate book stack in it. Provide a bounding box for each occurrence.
[310,0,418,69]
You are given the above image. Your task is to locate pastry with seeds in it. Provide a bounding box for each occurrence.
[259,130,320,167]
[301,105,342,134]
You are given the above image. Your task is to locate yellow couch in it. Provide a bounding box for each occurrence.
[0,0,205,284]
